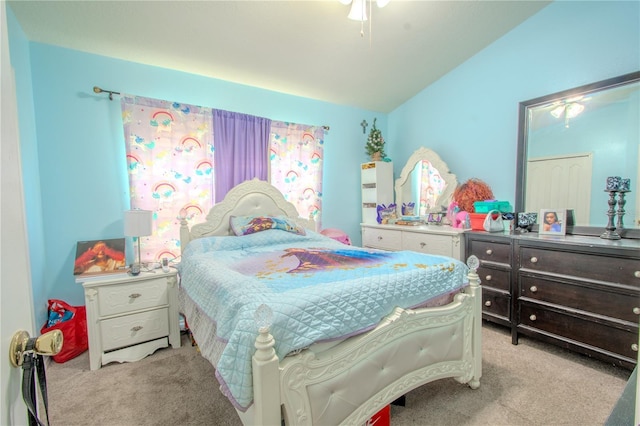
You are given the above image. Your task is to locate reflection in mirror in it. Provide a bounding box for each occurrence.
[395,147,458,217]
[516,71,640,237]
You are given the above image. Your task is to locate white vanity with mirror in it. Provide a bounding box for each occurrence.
[361,147,465,261]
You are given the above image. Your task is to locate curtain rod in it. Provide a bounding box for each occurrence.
[92,85,329,131]
[93,86,120,101]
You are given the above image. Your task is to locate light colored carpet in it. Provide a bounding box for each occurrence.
[45,323,631,425]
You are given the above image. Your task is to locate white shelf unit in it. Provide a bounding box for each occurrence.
[361,161,394,224]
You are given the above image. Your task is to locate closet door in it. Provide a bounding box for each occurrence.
[526,153,592,223]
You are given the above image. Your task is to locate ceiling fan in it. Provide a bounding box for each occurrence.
[339,0,390,38]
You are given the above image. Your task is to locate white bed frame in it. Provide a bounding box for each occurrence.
[180,178,482,426]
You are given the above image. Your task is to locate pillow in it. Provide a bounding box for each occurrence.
[229,215,306,237]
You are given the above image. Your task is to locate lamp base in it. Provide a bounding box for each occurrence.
[130,263,141,276]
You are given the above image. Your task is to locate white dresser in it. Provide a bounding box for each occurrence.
[361,223,465,260]
[79,270,181,370]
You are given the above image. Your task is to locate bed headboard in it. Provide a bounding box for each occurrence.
[180,178,316,248]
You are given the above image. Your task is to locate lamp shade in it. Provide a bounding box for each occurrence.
[124,209,153,237]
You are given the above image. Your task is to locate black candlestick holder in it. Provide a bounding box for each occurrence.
[615,189,629,230]
[600,189,621,240]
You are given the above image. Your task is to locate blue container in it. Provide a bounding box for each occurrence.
[473,200,512,213]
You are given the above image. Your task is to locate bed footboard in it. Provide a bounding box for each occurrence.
[247,259,482,426]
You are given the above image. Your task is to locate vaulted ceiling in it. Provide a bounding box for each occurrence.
[8,0,550,112]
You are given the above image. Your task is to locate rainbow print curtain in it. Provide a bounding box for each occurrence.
[121,96,325,261]
[121,95,214,263]
[270,121,325,227]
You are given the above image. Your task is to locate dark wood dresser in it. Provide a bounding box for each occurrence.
[465,231,640,369]
[465,233,512,328]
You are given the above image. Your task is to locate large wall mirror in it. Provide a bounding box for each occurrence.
[395,147,458,217]
[516,71,640,238]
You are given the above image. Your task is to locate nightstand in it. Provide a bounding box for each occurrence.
[79,269,181,370]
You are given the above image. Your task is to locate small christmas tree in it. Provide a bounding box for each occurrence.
[365,118,386,160]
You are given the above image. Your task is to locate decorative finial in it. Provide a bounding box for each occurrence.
[254,304,273,332]
[466,255,480,272]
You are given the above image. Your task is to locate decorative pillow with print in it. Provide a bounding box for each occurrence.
[230,215,306,236]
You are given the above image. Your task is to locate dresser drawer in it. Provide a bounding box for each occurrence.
[100,307,169,352]
[519,247,640,287]
[362,227,402,250]
[468,239,511,264]
[519,275,640,323]
[402,232,452,257]
[482,287,510,320]
[519,302,638,361]
[478,266,510,292]
[98,278,168,317]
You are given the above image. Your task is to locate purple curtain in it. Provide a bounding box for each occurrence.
[213,109,272,202]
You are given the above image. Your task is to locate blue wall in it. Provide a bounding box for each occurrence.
[7,1,640,329]
[6,7,47,327]
[7,6,386,323]
[388,1,640,204]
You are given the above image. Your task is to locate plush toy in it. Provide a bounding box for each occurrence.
[447,201,470,228]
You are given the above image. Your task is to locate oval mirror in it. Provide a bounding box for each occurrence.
[395,147,458,217]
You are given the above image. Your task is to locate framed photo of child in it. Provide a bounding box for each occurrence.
[538,209,567,236]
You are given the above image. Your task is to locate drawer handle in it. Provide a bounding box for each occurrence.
[632,343,639,352]
[129,293,142,299]
[131,326,143,332]
[485,249,492,255]
[635,271,640,278]
[420,242,426,248]
[633,307,640,315]
[484,300,492,307]
[530,286,538,293]
[377,236,383,241]
[529,314,537,321]
[485,275,492,281]
[530,257,538,264]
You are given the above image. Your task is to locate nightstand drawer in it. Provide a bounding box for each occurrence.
[98,278,168,317]
[100,308,169,352]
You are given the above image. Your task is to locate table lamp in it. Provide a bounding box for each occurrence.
[124,209,153,275]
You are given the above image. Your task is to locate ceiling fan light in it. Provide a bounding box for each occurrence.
[338,0,352,5]
[550,105,565,119]
[376,0,390,8]
[565,102,584,118]
[348,0,367,21]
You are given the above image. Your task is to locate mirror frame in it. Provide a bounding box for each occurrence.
[515,71,640,239]
[395,147,458,217]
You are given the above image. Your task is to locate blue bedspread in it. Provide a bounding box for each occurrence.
[178,229,468,410]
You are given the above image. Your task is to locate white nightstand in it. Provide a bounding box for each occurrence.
[79,269,181,370]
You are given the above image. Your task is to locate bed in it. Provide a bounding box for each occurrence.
[178,178,482,425]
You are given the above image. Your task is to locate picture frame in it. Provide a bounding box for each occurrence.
[74,238,127,276]
[427,212,444,224]
[538,209,567,236]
